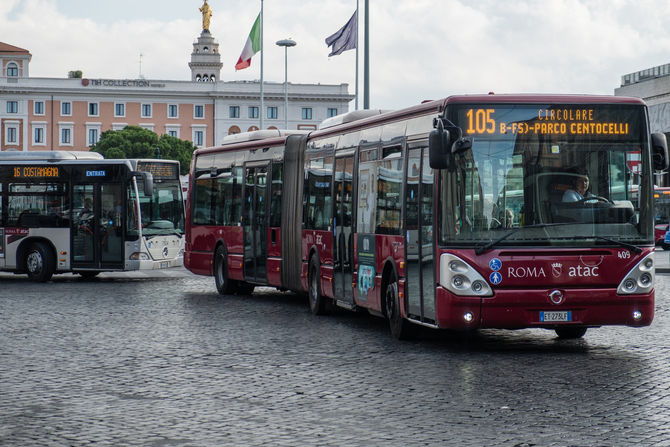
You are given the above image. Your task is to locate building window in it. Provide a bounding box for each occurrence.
[34,101,45,115]
[141,104,152,118]
[61,101,71,116]
[34,127,45,144]
[194,130,204,146]
[194,105,204,118]
[267,107,278,119]
[115,103,125,117]
[168,104,178,118]
[7,101,18,114]
[248,106,259,119]
[88,102,99,116]
[327,108,338,118]
[87,128,99,146]
[168,130,178,138]
[229,106,240,118]
[7,62,19,77]
[6,127,17,144]
[302,108,313,120]
[61,128,72,145]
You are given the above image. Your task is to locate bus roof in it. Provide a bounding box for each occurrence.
[221,129,308,145]
[0,150,104,161]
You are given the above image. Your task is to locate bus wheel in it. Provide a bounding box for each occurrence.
[384,275,414,340]
[214,246,233,295]
[308,257,328,315]
[25,242,55,282]
[555,327,587,339]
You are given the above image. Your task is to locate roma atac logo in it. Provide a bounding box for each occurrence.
[552,262,563,278]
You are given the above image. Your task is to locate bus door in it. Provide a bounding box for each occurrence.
[243,163,269,283]
[333,154,355,304]
[405,147,436,323]
[72,183,124,270]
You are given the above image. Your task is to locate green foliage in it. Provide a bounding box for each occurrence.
[91,126,196,175]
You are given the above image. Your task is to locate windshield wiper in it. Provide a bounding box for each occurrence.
[474,222,577,255]
[571,235,642,254]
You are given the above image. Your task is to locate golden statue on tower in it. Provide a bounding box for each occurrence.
[200,0,213,31]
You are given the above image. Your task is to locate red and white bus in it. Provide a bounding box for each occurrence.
[185,94,668,339]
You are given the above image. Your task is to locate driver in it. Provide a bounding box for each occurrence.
[562,170,594,202]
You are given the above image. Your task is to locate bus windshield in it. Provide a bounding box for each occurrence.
[439,103,653,248]
[133,179,185,236]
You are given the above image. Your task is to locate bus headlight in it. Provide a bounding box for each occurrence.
[130,252,151,261]
[439,253,493,297]
[617,253,654,295]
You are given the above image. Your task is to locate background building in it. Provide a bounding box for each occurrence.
[615,63,670,185]
[0,28,352,152]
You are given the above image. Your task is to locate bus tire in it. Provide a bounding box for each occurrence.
[384,273,414,340]
[555,326,587,339]
[25,242,55,282]
[308,256,328,315]
[214,246,234,295]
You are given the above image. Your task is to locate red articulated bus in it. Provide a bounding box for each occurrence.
[185,94,668,339]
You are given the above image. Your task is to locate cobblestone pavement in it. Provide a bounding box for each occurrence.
[2,267,670,447]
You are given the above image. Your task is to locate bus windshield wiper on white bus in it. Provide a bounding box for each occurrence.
[474,222,576,255]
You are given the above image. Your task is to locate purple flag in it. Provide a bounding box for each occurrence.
[325,10,357,56]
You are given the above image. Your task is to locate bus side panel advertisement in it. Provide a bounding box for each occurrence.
[357,234,375,301]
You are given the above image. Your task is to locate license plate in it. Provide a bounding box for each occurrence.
[159,261,169,269]
[540,311,572,322]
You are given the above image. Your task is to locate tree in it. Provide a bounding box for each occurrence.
[91,126,196,175]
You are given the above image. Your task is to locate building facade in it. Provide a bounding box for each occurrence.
[0,37,353,152]
[615,63,670,133]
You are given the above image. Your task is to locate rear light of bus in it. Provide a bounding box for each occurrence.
[617,253,654,295]
[130,252,151,261]
[439,253,493,297]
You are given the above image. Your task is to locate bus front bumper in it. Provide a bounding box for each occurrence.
[434,287,654,330]
[125,255,184,271]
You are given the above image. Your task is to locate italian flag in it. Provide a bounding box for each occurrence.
[235,13,261,70]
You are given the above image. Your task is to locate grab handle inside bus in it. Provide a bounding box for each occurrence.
[130,171,154,197]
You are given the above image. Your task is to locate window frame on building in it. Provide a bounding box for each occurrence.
[194,104,204,119]
[248,106,259,119]
[141,103,152,118]
[114,103,126,118]
[168,104,179,119]
[327,108,338,118]
[61,101,72,116]
[267,106,278,120]
[59,123,74,146]
[34,101,45,116]
[6,62,19,77]
[4,122,19,145]
[88,102,99,117]
[32,123,47,146]
[6,101,19,114]
[229,106,240,118]
[302,107,313,120]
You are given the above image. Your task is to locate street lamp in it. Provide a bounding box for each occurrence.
[276,38,296,130]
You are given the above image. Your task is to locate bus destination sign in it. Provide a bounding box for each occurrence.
[137,162,179,180]
[458,105,638,138]
[13,166,60,178]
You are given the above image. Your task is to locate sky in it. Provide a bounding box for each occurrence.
[3,0,670,111]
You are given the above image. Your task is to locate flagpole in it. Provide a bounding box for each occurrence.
[260,0,264,129]
[364,0,369,109]
[355,0,359,110]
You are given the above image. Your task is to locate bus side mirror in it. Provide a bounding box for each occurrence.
[656,132,670,171]
[131,171,154,197]
[429,126,451,169]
